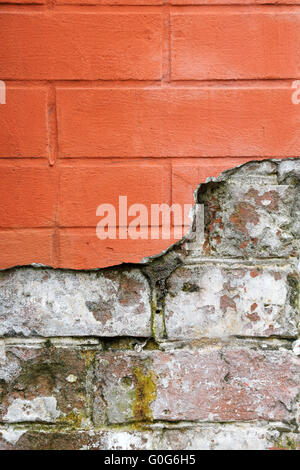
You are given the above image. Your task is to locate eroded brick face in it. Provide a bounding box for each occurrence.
[198,162,298,258]
[93,348,299,424]
[0,159,299,450]
[165,263,298,339]
[0,345,88,425]
[0,268,151,337]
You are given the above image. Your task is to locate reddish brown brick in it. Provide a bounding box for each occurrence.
[94,348,300,424]
[0,345,88,425]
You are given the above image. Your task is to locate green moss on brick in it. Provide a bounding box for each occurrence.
[132,367,156,422]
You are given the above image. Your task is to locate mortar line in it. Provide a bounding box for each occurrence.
[162,0,171,85]
[46,84,58,167]
[46,84,60,267]
[3,78,300,87]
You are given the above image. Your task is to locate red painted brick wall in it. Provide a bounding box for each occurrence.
[1,1,300,269]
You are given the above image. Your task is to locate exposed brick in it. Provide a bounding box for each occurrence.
[0,87,47,158]
[172,158,262,207]
[57,87,300,157]
[0,267,151,337]
[198,161,298,258]
[171,11,300,79]
[0,425,297,450]
[0,166,57,228]
[0,12,162,80]
[0,429,158,451]
[172,158,265,232]
[0,0,300,451]
[0,345,88,425]
[59,163,170,227]
[0,230,54,270]
[94,348,300,423]
[165,263,299,340]
[159,426,299,451]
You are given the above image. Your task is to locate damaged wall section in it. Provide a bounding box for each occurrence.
[0,159,299,450]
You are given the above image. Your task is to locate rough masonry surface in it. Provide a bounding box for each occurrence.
[0,159,299,450]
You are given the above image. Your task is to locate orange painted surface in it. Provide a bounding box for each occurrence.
[171,10,300,80]
[57,87,300,158]
[0,2,299,269]
[0,12,162,80]
[0,87,48,158]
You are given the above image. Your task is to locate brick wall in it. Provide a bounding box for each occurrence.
[1,1,300,269]
[0,159,299,450]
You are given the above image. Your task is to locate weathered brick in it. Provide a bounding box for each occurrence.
[57,87,300,157]
[0,87,47,158]
[159,425,300,451]
[0,12,162,80]
[171,11,300,80]
[0,345,88,425]
[94,348,300,424]
[0,424,297,450]
[0,267,151,337]
[164,263,299,340]
[172,158,263,206]
[0,158,299,448]
[196,161,299,258]
[0,428,157,450]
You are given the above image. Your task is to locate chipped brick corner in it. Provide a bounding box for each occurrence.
[0,158,299,450]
